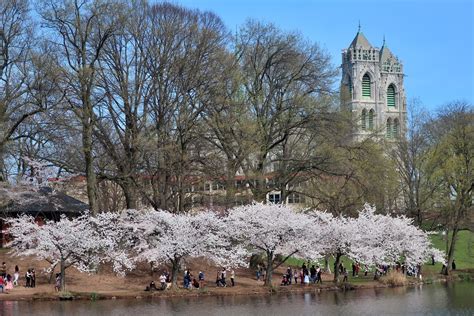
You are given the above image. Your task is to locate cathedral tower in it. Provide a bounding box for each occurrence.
[340,27,406,140]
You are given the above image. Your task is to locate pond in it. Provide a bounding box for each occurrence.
[0,282,473,315]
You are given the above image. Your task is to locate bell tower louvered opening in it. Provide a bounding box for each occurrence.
[387,84,396,107]
[368,109,374,130]
[386,118,392,138]
[362,74,371,97]
[393,118,400,137]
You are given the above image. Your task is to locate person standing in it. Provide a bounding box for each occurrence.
[55,273,61,292]
[316,267,322,284]
[31,269,36,288]
[198,271,205,288]
[343,268,348,283]
[25,269,31,288]
[1,262,6,278]
[221,268,227,287]
[452,260,456,270]
[287,267,292,285]
[293,268,298,284]
[159,273,167,290]
[13,265,19,286]
[256,264,261,281]
[230,269,235,286]
[310,265,316,283]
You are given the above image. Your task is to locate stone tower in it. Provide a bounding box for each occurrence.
[340,27,406,140]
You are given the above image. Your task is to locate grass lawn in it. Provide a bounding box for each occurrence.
[427,229,474,272]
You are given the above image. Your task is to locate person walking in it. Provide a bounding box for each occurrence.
[256,264,261,281]
[293,268,298,284]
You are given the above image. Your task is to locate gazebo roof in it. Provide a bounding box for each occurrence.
[0,184,88,218]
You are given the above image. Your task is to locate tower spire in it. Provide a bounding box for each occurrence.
[383,34,386,46]
[358,20,361,33]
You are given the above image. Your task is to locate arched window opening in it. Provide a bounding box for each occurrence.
[393,119,400,138]
[387,84,396,107]
[361,109,367,130]
[386,118,392,138]
[362,74,371,97]
[368,109,374,130]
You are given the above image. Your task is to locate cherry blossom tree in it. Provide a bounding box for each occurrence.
[130,209,242,287]
[310,210,356,282]
[312,204,445,282]
[7,214,102,290]
[225,203,324,286]
[88,211,137,275]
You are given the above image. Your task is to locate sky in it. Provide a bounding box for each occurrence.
[170,0,474,112]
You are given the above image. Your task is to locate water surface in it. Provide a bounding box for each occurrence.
[0,282,472,315]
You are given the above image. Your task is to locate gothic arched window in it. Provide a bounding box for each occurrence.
[368,109,374,130]
[393,118,400,138]
[362,73,371,97]
[361,109,367,130]
[386,118,392,138]
[387,84,396,107]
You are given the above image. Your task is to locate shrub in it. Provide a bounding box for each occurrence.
[380,272,408,287]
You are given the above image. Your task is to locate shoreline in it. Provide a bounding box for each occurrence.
[0,274,466,303]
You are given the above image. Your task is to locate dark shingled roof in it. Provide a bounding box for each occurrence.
[0,184,87,219]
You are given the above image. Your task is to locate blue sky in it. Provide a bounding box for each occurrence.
[172,0,473,111]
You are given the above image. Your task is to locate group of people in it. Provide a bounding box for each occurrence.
[0,262,28,293]
[216,268,235,287]
[183,269,201,289]
[281,264,323,286]
[145,268,212,291]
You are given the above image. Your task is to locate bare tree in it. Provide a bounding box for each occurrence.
[235,20,337,202]
[93,0,150,209]
[139,3,228,212]
[39,0,122,214]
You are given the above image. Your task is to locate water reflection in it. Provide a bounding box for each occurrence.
[0,282,473,316]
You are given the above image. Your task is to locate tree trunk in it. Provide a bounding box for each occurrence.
[444,225,459,276]
[60,258,66,291]
[0,146,5,182]
[225,162,237,210]
[123,179,138,209]
[324,255,331,273]
[83,117,98,215]
[170,257,181,288]
[264,251,274,287]
[333,252,342,282]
